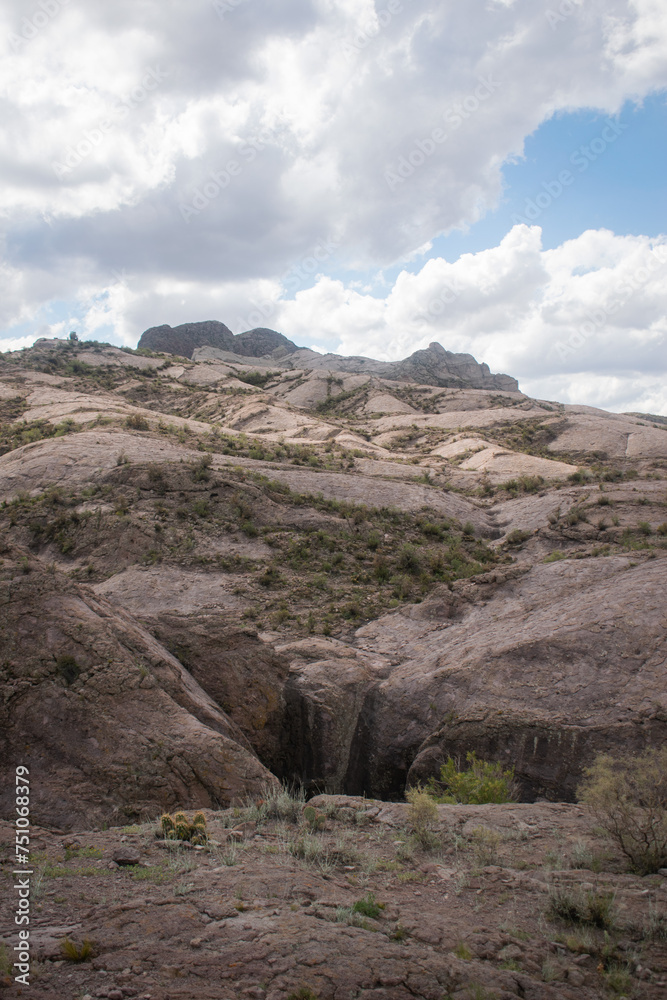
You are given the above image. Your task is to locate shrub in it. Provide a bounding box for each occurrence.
[426,751,517,804]
[506,529,530,546]
[352,892,382,919]
[577,748,667,874]
[125,414,149,431]
[397,544,421,574]
[191,453,213,482]
[373,555,390,582]
[60,937,94,962]
[55,654,80,686]
[302,805,325,832]
[637,520,652,536]
[546,886,616,928]
[367,530,381,551]
[405,787,439,848]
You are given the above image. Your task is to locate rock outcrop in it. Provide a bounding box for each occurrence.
[233,327,300,358]
[1,335,666,828]
[138,320,236,357]
[139,318,518,389]
[0,546,277,830]
[280,556,667,801]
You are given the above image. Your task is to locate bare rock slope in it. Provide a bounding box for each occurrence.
[0,334,665,827]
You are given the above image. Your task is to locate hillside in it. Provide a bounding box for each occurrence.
[0,333,665,999]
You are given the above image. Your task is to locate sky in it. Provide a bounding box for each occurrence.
[1,0,666,414]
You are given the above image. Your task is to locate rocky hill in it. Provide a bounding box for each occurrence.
[0,333,666,998]
[138,319,519,390]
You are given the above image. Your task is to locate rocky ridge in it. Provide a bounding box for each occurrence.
[138,318,519,390]
[0,334,665,827]
[1,333,666,1000]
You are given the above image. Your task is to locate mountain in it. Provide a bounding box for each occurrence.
[0,333,665,826]
[138,319,236,357]
[138,320,299,360]
[140,318,518,390]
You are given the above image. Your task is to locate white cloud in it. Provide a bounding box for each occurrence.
[1,1,666,413]
[272,225,667,412]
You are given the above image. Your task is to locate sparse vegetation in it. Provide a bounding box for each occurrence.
[546,885,617,928]
[577,748,667,874]
[60,937,95,962]
[425,751,517,804]
[160,810,208,845]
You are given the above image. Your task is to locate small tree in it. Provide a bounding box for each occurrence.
[426,751,517,804]
[69,331,78,342]
[577,748,667,874]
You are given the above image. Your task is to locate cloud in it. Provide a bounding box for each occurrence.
[6,223,665,414]
[2,0,667,281]
[1,1,666,413]
[271,225,667,412]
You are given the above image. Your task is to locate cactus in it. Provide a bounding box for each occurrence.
[175,820,190,841]
[160,813,176,839]
[303,805,325,832]
[162,810,208,844]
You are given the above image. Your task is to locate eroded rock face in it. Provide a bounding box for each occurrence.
[234,327,300,357]
[347,555,667,800]
[140,612,290,771]
[0,548,277,830]
[138,320,235,357]
[275,638,390,793]
[393,342,519,392]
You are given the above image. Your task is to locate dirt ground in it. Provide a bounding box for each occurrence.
[1,797,666,1000]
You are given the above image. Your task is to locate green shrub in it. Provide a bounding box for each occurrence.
[55,654,80,685]
[373,555,390,582]
[405,787,439,849]
[506,529,530,546]
[367,530,381,551]
[60,937,94,962]
[352,892,382,919]
[397,544,421,574]
[546,886,616,928]
[577,748,667,874]
[426,751,516,804]
[302,805,325,832]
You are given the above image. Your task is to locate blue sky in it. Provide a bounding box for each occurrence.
[1,0,666,413]
[351,94,667,293]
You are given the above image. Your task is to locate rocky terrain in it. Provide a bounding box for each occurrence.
[1,794,666,1000]
[0,325,666,998]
